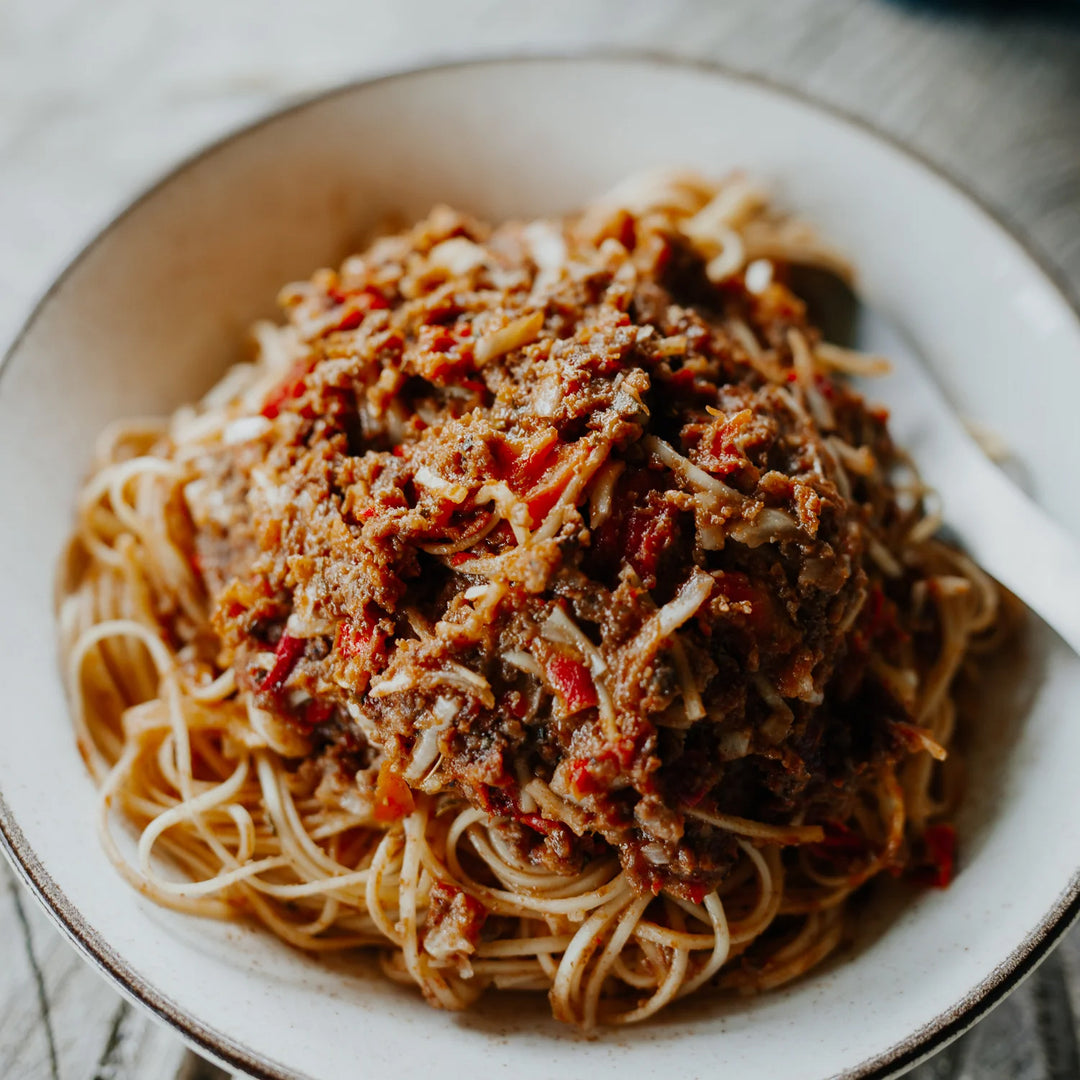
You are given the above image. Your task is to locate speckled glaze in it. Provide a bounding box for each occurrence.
[2,56,1080,1080]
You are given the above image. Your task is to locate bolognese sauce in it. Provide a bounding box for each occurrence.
[63,173,1002,1024]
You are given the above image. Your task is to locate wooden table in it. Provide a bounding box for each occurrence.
[3,1,1080,1076]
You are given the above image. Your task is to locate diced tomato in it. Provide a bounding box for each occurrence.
[435,497,458,530]
[335,618,383,666]
[496,434,587,528]
[567,750,621,798]
[414,317,476,378]
[450,551,477,567]
[498,434,558,491]
[333,309,365,332]
[520,813,568,840]
[670,367,698,390]
[524,442,583,496]
[568,757,604,797]
[261,633,304,696]
[684,882,709,905]
[910,824,956,888]
[705,409,753,477]
[260,359,312,419]
[334,621,368,659]
[373,761,415,823]
[525,485,563,526]
[547,654,597,714]
[329,287,389,332]
[418,324,456,353]
[588,470,684,587]
[299,698,334,729]
[623,504,679,583]
[808,820,870,863]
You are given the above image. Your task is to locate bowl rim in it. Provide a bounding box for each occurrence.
[2,49,1079,1080]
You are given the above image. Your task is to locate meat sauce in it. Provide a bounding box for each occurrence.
[185,205,936,902]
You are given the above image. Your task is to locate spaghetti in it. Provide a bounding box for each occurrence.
[59,172,1002,1025]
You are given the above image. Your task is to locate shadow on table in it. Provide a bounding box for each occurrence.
[889,0,1080,23]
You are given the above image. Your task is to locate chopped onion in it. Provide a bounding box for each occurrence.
[414,465,469,503]
[502,650,542,678]
[475,311,544,366]
[643,435,742,505]
[729,507,798,548]
[428,237,487,275]
[223,415,273,446]
[657,569,714,639]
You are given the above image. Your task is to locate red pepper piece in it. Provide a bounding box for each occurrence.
[623,505,678,583]
[497,436,584,528]
[525,486,564,526]
[334,619,387,683]
[330,287,389,332]
[418,324,456,353]
[503,438,557,491]
[260,359,312,419]
[567,751,618,798]
[373,762,415,823]
[705,409,753,477]
[911,824,957,888]
[807,820,871,865]
[299,698,334,729]
[520,813,566,839]
[820,820,870,855]
[547,654,597,714]
[262,633,304,696]
[684,882,709,905]
[335,621,369,660]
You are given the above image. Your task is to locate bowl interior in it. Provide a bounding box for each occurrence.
[2,56,1080,1080]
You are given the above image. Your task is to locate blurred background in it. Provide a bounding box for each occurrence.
[2,1,1079,1077]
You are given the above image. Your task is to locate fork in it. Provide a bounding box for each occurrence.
[790,266,1080,660]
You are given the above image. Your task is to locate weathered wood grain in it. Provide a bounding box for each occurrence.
[1,860,198,1080]
[1,1,1079,1076]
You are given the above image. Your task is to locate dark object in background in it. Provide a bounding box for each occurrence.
[891,0,1078,14]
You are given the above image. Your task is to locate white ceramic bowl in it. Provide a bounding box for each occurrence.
[2,56,1080,1080]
